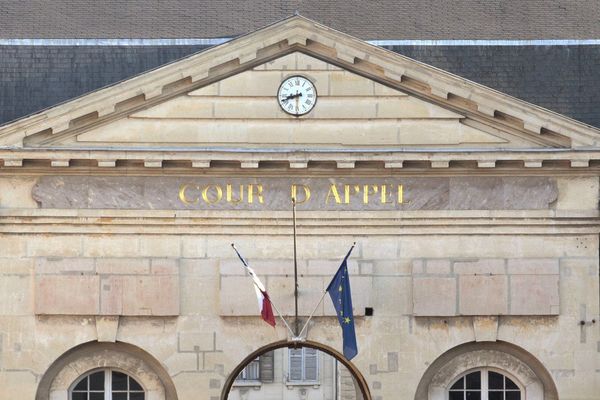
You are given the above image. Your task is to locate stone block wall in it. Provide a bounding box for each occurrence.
[0,177,598,400]
[0,230,597,399]
[412,258,560,316]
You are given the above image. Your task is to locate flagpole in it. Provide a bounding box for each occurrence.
[231,243,296,338]
[296,242,356,339]
[262,291,296,338]
[292,197,299,337]
[297,287,328,338]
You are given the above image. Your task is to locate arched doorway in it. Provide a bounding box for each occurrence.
[36,341,178,400]
[221,340,372,400]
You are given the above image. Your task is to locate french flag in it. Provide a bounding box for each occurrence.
[246,265,276,327]
[232,244,276,327]
[252,280,276,327]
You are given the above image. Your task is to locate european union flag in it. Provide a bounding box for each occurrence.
[326,245,358,360]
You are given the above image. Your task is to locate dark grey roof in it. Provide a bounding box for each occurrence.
[1,1,600,40]
[0,45,209,126]
[390,45,600,129]
[1,44,600,129]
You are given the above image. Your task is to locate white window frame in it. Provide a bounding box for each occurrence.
[236,357,261,381]
[447,368,525,400]
[69,368,146,400]
[287,347,319,384]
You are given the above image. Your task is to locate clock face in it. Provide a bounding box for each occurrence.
[277,75,317,116]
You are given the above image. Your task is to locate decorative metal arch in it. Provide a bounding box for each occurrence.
[221,339,372,400]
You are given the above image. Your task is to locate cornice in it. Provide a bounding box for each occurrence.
[0,148,599,174]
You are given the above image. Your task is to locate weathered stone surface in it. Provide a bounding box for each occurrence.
[35,275,100,315]
[510,275,560,315]
[473,316,499,342]
[454,259,505,275]
[95,316,120,342]
[32,176,558,211]
[413,277,457,316]
[459,275,508,315]
[35,263,179,316]
[507,258,559,275]
[103,275,180,316]
[412,257,561,317]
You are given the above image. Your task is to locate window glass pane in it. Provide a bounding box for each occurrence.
[489,371,504,389]
[244,359,260,380]
[130,393,145,400]
[505,377,519,390]
[449,391,464,400]
[89,371,105,391]
[112,393,127,400]
[89,393,104,400]
[129,377,143,391]
[465,391,481,400]
[73,376,88,391]
[112,371,128,390]
[506,391,521,400]
[71,393,87,400]
[450,377,464,390]
[489,391,503,400]
[465,372,481,389]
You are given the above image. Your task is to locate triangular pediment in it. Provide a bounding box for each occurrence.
[58,53,538,150]
[1,15,599,154]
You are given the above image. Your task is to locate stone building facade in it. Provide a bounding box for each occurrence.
[0,16,598,400]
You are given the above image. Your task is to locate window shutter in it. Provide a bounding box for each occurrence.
[259,351,274,382]
[289,348,303,381]
[304,348,318,381]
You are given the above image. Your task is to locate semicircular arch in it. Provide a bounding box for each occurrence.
[414,341,558,400]
[35,341,178,400]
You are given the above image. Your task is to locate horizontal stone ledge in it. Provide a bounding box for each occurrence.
[0,150,598,170]
[0,207,597,219]
[0,159,598,172]
[1,226,599,237]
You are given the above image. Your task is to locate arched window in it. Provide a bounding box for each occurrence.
[448,369,522,400]
[70,369,145,400]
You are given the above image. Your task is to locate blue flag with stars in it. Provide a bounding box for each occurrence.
[326,245,358,360]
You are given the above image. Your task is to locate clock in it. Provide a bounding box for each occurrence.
[277,75,317,116]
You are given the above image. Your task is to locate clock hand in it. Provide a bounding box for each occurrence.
[284,92,302,101]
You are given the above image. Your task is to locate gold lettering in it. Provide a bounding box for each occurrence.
[201,184,223,204]
[344,185,351,204]
[380,184,392,204]
[398,184,404,204]
[363,185,379,204]
[178,184,199,205]
[226,184,244,203]
[247,184,264,204]
[326,184,342,204]
[291,184,311,204]
[256,184,264,204]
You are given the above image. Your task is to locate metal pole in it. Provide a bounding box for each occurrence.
[297,288,328,338]
[292,197,299,336]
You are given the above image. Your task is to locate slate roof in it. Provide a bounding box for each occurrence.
[1,0,600,40]
[1,44,600,128]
